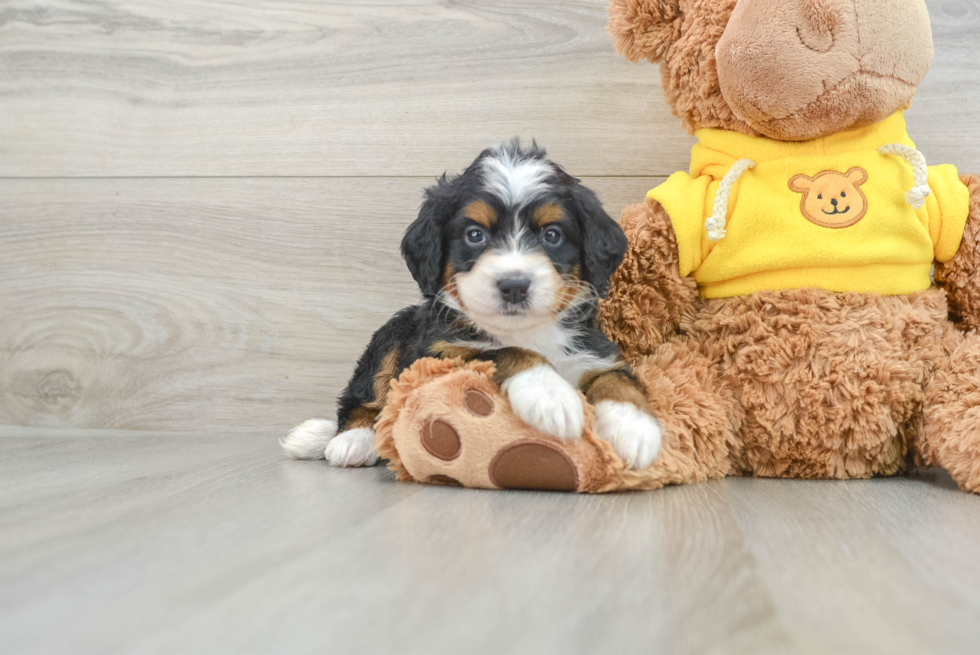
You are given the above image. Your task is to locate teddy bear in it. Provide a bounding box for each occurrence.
[375,0,980,493]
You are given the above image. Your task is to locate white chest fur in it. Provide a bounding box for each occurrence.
[459,322,615,386]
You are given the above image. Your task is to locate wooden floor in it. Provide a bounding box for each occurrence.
[3,428,980,655]
[4,1,980,653]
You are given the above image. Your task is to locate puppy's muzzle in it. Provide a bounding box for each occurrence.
[496,277,531,305]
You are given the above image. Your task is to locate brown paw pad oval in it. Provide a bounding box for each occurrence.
[421,418,461,461]
[489,440,579,492]
[463,389,494,417]
[427,474,462,487]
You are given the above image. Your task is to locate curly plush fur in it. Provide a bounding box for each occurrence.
[598,214,980,492]
[935,174,980,332]
[919,331,980,491]
[597,198,698,363]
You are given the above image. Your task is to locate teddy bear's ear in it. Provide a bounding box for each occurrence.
[788,174,813,193]
[845,167,868,186]
[607,0,683,64]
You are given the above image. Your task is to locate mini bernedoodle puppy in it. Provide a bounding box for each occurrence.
[282,140,662,470]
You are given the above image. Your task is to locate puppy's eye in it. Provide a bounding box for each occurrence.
[465,227,487,246]
[542,226,563,245]
[841,192,846,198]
[818,194,823,200]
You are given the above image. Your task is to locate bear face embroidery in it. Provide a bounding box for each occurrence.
[788,167,869,228]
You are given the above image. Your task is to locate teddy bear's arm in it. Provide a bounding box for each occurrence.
[597,197,699,363]
[934,174,980,332]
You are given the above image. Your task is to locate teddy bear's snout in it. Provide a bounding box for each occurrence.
[715,0,933,141]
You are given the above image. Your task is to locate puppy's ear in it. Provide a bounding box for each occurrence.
[571,182,627,298]
[402,174,457,297]
[607,0,683,64]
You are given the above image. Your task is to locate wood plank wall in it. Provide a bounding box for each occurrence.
[1,0,978,433]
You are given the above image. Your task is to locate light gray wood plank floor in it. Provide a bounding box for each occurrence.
[3,428,980,655]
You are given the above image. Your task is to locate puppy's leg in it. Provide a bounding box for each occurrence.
[327,407,381,468]
[474,348,585,440]
[284,309,413,467]
[328,344,404,467]
[582,368,662,469]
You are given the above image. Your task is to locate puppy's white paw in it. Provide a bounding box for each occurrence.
[324,428,379,467]
[503,365,584,440]
[595,401,662,470]
[281,419,338,460]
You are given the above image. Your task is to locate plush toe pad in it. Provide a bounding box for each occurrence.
[489,441,579,491]
[463,389,494,417]
[421,418,461,460]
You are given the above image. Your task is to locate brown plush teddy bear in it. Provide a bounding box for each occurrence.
[376,0,980,493]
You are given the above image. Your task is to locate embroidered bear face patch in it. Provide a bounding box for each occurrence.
[789,167,869,228]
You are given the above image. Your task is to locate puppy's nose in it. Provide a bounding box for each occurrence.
[497,278,531,305]
[831,198,838,206]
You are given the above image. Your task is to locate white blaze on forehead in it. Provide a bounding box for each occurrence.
[481,147,552,208]
[501,222,531,256]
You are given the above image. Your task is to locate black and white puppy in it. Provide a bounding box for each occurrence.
[282,140,661,470]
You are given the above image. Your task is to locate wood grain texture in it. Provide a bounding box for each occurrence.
[2,428,980,655]
[0,176,661,433]
[1,0,978,178]
[0,0,689,177]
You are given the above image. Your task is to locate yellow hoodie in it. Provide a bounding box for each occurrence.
[647,112,970,298]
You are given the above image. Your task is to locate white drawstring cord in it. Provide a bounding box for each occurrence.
[706,159,756,242]
[878,143,931,209]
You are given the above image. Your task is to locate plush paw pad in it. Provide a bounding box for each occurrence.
[463,389,494,417]
[489,440,579,491]
[325,428,379,467]
[420,418,462,460]
[502,365,584,440]
[594,401,662,470]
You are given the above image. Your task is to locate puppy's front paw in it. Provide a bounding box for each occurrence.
[281,418,338,460]
[595,401,662,470]
[503,365,584,439]
[324,428,379,467]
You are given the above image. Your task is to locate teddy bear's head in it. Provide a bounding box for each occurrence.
[608,0,934,141]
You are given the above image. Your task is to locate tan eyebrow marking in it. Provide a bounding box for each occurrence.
[464,200,497,228]
[533,202,564,227]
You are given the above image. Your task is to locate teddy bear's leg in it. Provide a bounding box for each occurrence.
[614,338,743,490]
[918,329,980,492]
[378,359,623,492]
[379,348,743,493]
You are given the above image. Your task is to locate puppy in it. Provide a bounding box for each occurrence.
[282,140,662,470]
